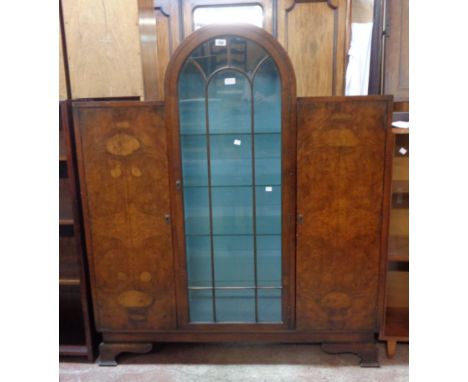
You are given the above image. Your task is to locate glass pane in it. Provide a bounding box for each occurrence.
[189,289,213,322]
[210,134,252,186]
[193,5,263,30]
[208,70,251,135]
[216,289,255,322]
[257,235,282,287]
[258,289,282,322]
[254,58,281,133]
[256,186,281,235]
[212,187,253,235]
[255,134,281,185]
[183,187,210,235]
[181,135,208,186]
[229,37,268,76]
[190,40,227,78]
[186,236,211,287]
[214,236,254,287]
[179,62,206,135]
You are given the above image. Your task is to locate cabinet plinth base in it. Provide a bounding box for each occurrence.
[321,342,379,367]
[99,342,153,366]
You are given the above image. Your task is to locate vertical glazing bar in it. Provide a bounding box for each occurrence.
[204,84,217,322]
[227,37,232,66]
[250,80,259,323]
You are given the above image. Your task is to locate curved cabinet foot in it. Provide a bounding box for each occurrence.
[99,342,153,366]
[321,342,379,367]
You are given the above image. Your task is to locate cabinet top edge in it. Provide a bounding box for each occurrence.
[297,95,393,103]
[71,100,164,109]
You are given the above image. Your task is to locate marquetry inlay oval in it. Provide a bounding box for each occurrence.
[321,291,352,310]
[139,272,152,282]
[110,163,122,178]
[117,290,154,308]
[106,133,140,157]
[131,166,142,177]
[321,129,359,147]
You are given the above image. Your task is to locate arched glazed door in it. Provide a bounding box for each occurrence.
[165,25,296,329]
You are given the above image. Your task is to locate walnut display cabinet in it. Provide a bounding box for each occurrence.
[71,25,394,367]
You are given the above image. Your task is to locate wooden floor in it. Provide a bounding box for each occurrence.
[60,342,408,382]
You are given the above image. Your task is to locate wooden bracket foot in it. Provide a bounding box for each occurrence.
[321,342,379,367]
[386,340,397,358]
[99,342,153,366]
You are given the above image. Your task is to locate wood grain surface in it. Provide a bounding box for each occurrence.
[73,102,176,331]
[277,0,350,96]
[296,96,392,331]
[62,0,144,99]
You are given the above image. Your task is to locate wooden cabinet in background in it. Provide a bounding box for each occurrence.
[61,0,351,101]
[379,111,409,357]
[277,0,350,97]
[384,0,409,102]
[59,101,97,361]
[369,0,409,101]
[72,25,393,367]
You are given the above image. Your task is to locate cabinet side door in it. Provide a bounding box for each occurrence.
[296,96,392,332]
[73,102,177,332]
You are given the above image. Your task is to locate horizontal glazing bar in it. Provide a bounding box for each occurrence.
[186,233,281,237]
[184,184,281,188]
[188,286,282,290]
[180,132,282,137]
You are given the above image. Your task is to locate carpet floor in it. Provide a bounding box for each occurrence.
[60,342,408,382]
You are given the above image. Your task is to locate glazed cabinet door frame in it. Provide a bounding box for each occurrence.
[164,24,297,331]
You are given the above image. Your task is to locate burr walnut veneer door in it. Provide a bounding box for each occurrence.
[73,101,177,332]
[296,96,393,333]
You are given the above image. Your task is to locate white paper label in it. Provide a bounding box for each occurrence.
[224,77,236,85]
[399,147,408,155]
[392,121,409,128]
[233,139,242,146]
[215,39,227,46]
[265,186,273,192]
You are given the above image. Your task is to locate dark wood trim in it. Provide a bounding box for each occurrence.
[377,97,395,332]
[59,0,72,99]
[368,0,385,94]
[164,24,297,330]
[60,101,97,362]
[296,95,393,103]
[103,330,375,343]
[72,100,164,109]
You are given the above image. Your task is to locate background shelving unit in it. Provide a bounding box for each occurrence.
[380,110,409,357]
[59,100,96,361]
